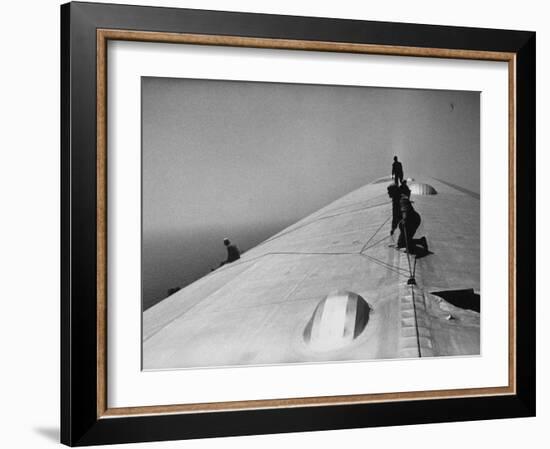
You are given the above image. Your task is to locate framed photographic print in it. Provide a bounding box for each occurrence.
[60,1,536,446]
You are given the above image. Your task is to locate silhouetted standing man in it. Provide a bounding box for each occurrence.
[392,156,404,185]
[220,238,241,266]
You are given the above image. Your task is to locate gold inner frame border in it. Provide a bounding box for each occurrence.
[96,28,517,419]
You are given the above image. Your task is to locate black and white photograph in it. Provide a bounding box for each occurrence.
[0,0,542,446]
[141,77,481,370]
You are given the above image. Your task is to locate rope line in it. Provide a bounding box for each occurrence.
[212,250,363,274]
[214,247,410,280]
[360,253,409,277]
[318,200,391,221]
[363,253,409,273]
[318,193,391,216]
[361,234,392,252]
[410,285,422,358]
[256,200,391,249]
[402,221,414,281]
[209,202,417,284]
[359,214,392,253]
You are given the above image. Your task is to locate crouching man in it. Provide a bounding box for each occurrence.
[397,194,428,255]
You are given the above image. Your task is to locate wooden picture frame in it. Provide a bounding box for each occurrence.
[61,1,535,446]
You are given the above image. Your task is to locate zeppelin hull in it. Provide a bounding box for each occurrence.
[143,177,480,369]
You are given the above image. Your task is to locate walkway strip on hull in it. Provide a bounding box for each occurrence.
[398,284,435,358]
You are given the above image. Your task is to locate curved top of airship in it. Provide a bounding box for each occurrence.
[143,176,480,370]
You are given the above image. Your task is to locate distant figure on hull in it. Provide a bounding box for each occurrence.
[397,194,429,255]
[392,156,404,185]
[167,286,181,297]
[220,238,241,266]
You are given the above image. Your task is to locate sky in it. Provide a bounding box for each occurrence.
[142,77,480,309]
